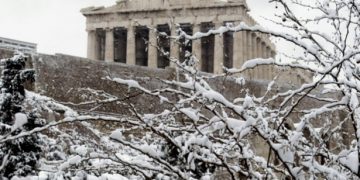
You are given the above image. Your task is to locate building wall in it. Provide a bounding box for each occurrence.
[0,37,37,54]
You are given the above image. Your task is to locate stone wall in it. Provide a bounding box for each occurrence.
[0,48,319,119]
[31,53,272,115]
[0,48,17,59]
[1,49,352,177]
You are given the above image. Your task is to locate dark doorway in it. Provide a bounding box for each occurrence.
[223,23,234,70]
[157,24,171,69]
[201,22,215,73]
[114,27,127,63]
[135,26,149,66]
[179,24,193,63]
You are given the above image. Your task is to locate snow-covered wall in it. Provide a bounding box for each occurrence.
[1,49,349,157]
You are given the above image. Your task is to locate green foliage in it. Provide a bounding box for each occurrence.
[0,55,44,178]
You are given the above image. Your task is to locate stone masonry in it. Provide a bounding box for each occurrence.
[81,0,277,81]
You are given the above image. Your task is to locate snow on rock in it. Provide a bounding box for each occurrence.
[59,155,82,170]
[184,134,212,151]
[200,173,212,180]
[339,150,359,173]
[350,90,359,110]
[110,129,123,141]
[180,108,200,121]
[226,118,246,132]
[100,174,128,180]
[11,173,129,180]
[272,143,294,164]
[12,113,28,130]
[11,177,44,180]
[25,90,78,117]
[139,144,162,158]
[74,145,88,156]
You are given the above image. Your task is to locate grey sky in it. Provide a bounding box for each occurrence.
[0,0,272,57]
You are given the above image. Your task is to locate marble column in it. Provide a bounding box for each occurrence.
[126,24,136,65]
[233,30,245,70]
[270,49,276,81]
[105,28,114,62]
[262,44,268,80]
[250,33,257,80]
[214,22,224,74]
[87,30,96,60]
[170,25,179,68]
[243,31,251,78]
[256,40,267,79]
[192,23,202,70]
[148,26,158,68]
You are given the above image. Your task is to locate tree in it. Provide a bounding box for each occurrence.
[0,54,44,178]
[1,0,360,179]
[103,0,360,179]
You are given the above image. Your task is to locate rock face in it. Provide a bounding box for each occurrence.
[0,48,350,179]
[1,48,271,116]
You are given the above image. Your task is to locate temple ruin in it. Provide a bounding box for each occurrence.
[81,0,278,80]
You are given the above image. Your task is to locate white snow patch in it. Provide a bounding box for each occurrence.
[75,145,88,156]
[12,113,28,130]
[110,129,123,141]
[339,150,359,173]
[180,108,199,121]
[59,155,82,170]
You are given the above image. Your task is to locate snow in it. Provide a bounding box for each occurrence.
[200,174,212,180]
[184,135,212,151]
[12,113,28,130]
[25,90,79,118]
[226,118,246,132]
[59,155,82,170]
[99,174,128,180]
[11,174,129,180]
[3,2,360,179]
[110,129,123,141]
[243,95,255,108]
[350,90,359,110]
[339,150,359,173]
[272,143,294,164]
[180,108,200,122]
[240,58,275,71]
[111,78,143,90]
[74,145,88,156]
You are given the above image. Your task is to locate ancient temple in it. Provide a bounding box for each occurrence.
[81,0,276,78]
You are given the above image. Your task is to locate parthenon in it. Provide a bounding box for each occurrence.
[81,0,276,79]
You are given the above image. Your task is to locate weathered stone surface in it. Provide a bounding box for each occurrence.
[0,48,351,177]
[81,0,281,81]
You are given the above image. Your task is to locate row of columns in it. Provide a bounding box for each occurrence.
[87,22,276,80]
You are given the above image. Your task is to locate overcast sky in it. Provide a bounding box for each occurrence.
[0,0,274,57]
